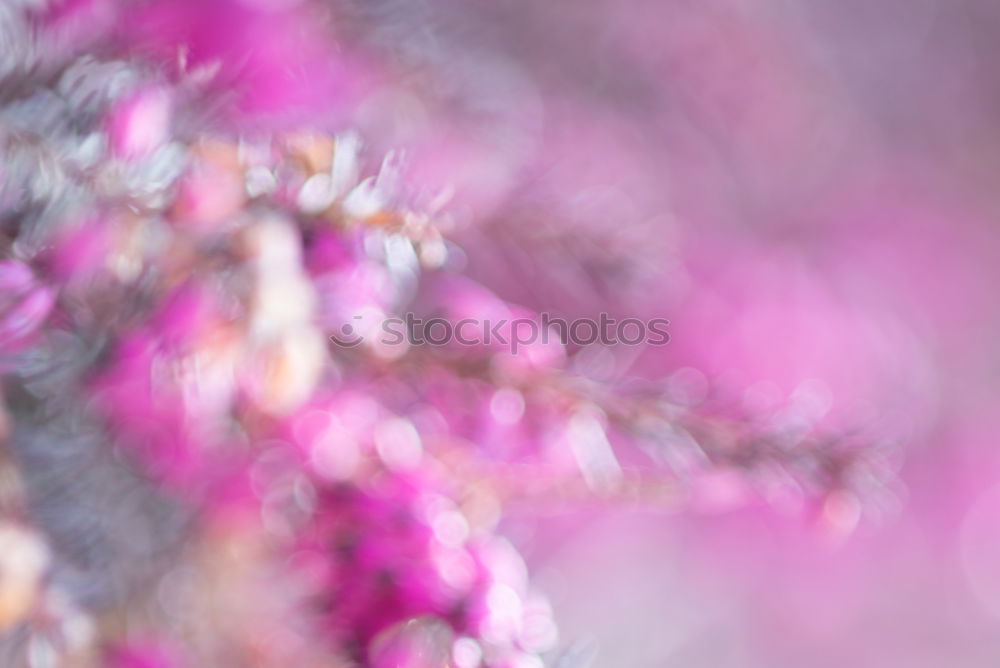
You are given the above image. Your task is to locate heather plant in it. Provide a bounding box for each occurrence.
[0,1,912,666]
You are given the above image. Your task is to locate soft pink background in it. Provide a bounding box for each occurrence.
[63,0,1000,664]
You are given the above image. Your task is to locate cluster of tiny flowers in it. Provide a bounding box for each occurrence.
[0,3,897,667]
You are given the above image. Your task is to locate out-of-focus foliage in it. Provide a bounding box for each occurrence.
[0,1,998,667]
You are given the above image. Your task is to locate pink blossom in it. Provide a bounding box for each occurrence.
[106,87,171,160]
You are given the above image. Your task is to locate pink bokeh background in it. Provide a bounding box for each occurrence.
[44,0,1000,664]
